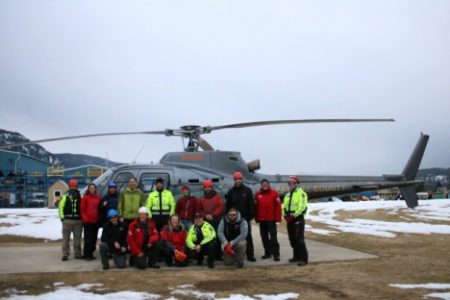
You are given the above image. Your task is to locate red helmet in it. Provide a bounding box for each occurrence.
[203,180,213,188]
[68,179,78,188]
[233,172,243,180]
[288,176,299,184]
[224,244,236,256]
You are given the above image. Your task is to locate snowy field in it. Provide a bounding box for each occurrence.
[2,283,299,300]
[307,199,450,238]
[0,200,449,240]
[390,283,450,300]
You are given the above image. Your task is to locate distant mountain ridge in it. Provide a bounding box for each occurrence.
[0,129,123,168]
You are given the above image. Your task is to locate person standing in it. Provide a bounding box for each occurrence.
[81,183,101,261]
[99,209,127,270]
[186,213,216,269]
[225,172,256,262]
[161,214,188,267]
[127,207,161,269]
[283,176,309,266]
[58,179,83,261]
[198,179,224,260]
[118,177,146,229]
[99,182,119,225]
[146,178,175,232]
[175,185,199,229]
[255,179,282,261]
[217,208,248,268]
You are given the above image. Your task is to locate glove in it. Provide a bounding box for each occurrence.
[224,244,236,256]
[284,216,296,223]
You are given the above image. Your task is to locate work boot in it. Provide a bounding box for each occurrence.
[274,256,280,262]
[261,254,271,260]
[207,261,215,269]
[103,265,110,270]
[247,257,256,262]
[297,261,307,267]
[236,262,244,269]
[129,257,135,266]
[196,259,203,266]
[289,257,300,263]
[62,256,68,261]
[148,261,160,269]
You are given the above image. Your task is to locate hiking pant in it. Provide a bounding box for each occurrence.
[134,243,161,270]
[99,242,126,269]
[287,219,308,263]
[210,219,223,259]
[245,219,255,259]
[83,222,99,258]
[62,219,82,257]
[259,221,280,258]
[224,240,247,266]
[187,241,216,265]
[152,215,170,233]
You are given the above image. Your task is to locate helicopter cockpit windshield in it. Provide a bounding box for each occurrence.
[89,169,114,196]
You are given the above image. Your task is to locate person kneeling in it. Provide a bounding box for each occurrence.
[186,213,216,269]
[100,209,127,270]
[127,207,161,270]
[161,215,188,267]
[218,208,248,268]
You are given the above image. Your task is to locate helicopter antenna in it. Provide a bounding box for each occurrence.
[132,145,145,164]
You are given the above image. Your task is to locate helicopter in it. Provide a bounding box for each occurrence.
[0,119,429,208]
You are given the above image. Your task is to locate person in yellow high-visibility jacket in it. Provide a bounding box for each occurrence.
[146,178,175,231]
[282,176,308,266]
[185,213,217,268]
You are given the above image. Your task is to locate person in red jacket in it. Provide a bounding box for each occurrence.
[254,179,282,261]
[198,179,224,260]
[127,207,161,269]
[175,185,199,229]
[161,214,188,267]
[80,183,101,261]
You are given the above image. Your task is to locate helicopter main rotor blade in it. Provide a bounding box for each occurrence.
[0,131,167,149]
[198,137,215,151]
[207,118,395,131]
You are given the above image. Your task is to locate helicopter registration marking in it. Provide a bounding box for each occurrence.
[181,154,206,161]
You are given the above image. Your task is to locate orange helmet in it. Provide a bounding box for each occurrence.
[174,250,188,262]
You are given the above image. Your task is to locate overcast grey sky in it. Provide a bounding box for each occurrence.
[0,0,449,175]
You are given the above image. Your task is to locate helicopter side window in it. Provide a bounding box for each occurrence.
[229,156,239,162]
[113,172,135,193]
[139,173,171,195]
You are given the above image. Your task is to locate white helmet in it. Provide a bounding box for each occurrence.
[138,207,148,214]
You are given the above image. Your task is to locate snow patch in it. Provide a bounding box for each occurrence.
[389,283,450,290]
[2,283,299,300]
[308,200,450,238]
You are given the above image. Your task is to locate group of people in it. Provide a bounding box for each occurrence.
[58,172,309,270]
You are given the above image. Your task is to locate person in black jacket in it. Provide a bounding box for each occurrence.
[99,182,120,226]
[225,171,256,262]
[99,209,127,270]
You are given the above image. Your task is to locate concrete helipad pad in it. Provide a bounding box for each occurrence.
[0,226,376,274]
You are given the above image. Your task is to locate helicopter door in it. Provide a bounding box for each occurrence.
[139,173,171,195]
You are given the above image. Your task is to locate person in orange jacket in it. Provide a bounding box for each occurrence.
[127,207,161,269]
[80,183,101,260]
[254,179,282,261]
